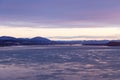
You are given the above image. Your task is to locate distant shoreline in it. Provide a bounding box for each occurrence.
[0,36,120,47]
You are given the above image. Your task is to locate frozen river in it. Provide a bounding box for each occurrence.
[0,45,120,80]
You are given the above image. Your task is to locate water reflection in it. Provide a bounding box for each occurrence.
[0,45,120,80]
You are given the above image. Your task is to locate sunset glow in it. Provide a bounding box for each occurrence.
[0,0,120,40]
[0,26,119,40]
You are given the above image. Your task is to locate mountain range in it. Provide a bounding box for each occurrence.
[0,36,120,46]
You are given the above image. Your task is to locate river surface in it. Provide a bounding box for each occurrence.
[0,45,120,80]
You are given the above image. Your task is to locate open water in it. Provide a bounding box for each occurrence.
[0,45,120,80]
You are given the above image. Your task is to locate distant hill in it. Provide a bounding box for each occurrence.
[82,40,120,46]
[106,41,120,46]
[0,36,120,46]
[82,40,109,46]
[0,36,16,41]
[31,37,50,42]
[0,36,17,46]
[0,36,52,46]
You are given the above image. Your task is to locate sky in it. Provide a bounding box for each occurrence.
[0,0,120,40]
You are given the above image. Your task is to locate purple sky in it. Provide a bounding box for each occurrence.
[0,0,120,28]
[0,0,120,40]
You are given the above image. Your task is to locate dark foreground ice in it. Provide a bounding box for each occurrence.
[0,45,120,80]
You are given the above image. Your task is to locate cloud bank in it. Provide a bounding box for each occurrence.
[0,0,120,28]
